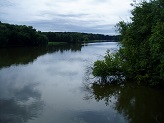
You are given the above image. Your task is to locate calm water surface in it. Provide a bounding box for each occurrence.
[0,42,163,123]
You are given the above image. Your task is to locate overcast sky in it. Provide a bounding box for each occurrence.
[0,0,137,34]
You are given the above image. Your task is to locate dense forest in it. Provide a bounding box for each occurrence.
[43,32,118,43]
[0,21,118,47]
[92,0,164,87]
[0,22,49,47]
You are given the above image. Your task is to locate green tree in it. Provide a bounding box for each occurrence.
[0,22,49,47]
[93,0,164,86]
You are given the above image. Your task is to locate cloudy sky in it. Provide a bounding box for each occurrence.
[0,0,136,34]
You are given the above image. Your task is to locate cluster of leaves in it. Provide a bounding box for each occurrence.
[0,22,48,47]
[93,0,164,86]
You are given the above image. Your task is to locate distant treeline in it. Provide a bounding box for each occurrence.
[0,22,119,47]
[43,32,118,43]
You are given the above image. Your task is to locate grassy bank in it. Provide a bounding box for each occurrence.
[48,42,67,46]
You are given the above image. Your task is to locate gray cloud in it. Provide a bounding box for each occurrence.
[56,13,89,18]
[0,0,13,7]
[27,19,115,35]
[0,0,132,34]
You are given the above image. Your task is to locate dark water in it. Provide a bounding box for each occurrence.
[0,42,163,123]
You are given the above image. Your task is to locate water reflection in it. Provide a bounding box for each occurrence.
[0,44,83,69]
[0,47,46,69]
[1,42,163,123]
[84,81,164,123]
[0,82,43,123]
[48,43,82,53]
[73,110,126,123]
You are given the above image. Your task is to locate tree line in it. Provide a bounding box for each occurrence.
[92,0,164,87]
[0,22,48,47]
[0,22,118,47]
[43,32,118,43]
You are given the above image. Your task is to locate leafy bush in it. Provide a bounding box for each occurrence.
[92,51,124,83]
[93,0,164,86]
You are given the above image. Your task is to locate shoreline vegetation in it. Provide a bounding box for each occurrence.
[92,0,164,87]
[0,21,119,48]
[48,42,67,46]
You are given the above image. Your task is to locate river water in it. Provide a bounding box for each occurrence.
[0,42,163,123]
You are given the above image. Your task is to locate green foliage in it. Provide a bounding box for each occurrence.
[93,51,124,82]
[0,23,48,47]
[43,32,84,43]
[43,32,118,43]
[48,42,67,46]
[93,0,164,86]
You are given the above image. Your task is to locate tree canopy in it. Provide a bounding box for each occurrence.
[0,22,48,47]
[92,0,164,86]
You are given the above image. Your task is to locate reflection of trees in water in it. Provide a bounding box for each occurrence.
[73,110,124,123]
[0,47,47,68]
[47,43,82,53]
[115,84,164,123]
[0,83,44,123]
[84,82,119,106]
[84,80,164,123]
[0,44,83,69]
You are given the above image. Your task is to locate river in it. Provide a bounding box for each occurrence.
[0,42,163,123]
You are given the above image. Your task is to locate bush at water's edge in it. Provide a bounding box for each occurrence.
[92,0,164,87]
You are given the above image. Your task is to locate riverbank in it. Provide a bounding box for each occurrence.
[48,42,67,46]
